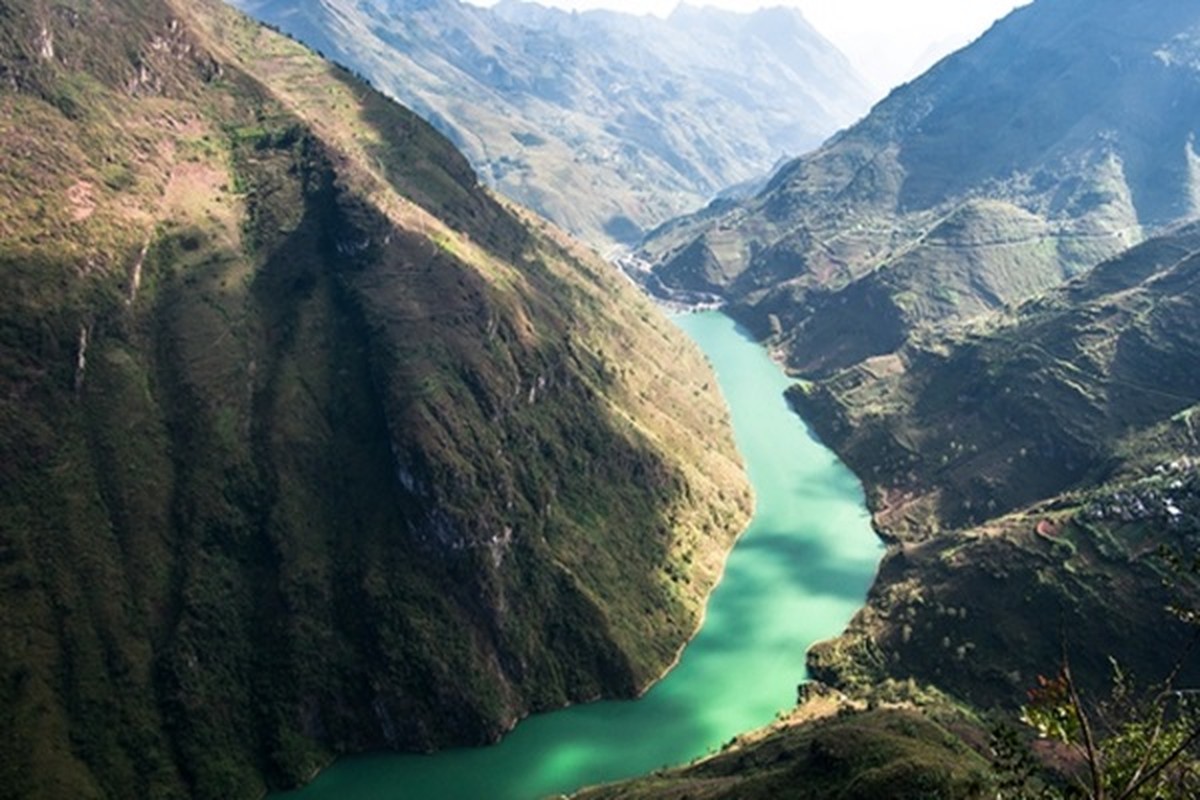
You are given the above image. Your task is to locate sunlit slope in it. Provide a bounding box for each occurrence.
[642,0,1200,376]
[229,0,872,248]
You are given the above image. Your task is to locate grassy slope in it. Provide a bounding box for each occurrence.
[793,223,1200,539]
[0,1,751,797]
[809,462,1200,710]
[575,691,993,800]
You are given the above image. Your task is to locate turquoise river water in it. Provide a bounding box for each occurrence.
[279,310,883,800]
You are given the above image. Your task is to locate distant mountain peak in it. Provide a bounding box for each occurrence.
[231,0,871,248]
[640,0,1200,376]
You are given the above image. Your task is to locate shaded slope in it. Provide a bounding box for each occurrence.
[0,1,750,797]
[228,0,872,248]
[642,0,1200,375]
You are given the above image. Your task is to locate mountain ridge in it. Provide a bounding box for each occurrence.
[639,0,1200,376]
[0,0,751,796]
[228,0,872,248]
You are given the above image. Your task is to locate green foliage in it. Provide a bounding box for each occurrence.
[1014,643,1200,799]
[991,720,1057,800]
[1022,672,1082,745]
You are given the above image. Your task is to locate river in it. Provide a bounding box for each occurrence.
[278,310,883,800]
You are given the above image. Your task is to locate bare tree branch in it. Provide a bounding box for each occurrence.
[1064,653,1106,800]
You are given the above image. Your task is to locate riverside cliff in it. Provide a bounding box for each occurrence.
[0,1,750,796]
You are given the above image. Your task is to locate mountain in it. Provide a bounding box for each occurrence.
[794,221,1200,540]
[639,0,1200,376]
[226,0,872,248]
[0,1,751,797]
[795,220,1200,698]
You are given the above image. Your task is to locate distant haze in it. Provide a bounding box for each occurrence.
[469,0,1032,94]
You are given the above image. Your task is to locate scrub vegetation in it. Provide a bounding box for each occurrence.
[576,687,994,800]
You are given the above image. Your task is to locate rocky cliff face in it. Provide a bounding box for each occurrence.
[0,1,750,797]
[228,0,872,248]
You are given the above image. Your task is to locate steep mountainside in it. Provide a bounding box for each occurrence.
[640,0,1200,375]
[0,1,751,798]
[791,221,1200,702]
[227,0,872,248]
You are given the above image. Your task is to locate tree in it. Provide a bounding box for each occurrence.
[1015,648,1200,798]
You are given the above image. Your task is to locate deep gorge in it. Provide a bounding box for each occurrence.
[273,312,883,799]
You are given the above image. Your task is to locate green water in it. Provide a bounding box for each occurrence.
[279,311,883,800]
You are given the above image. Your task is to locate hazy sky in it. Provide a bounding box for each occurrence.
[473,0,1032,94]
